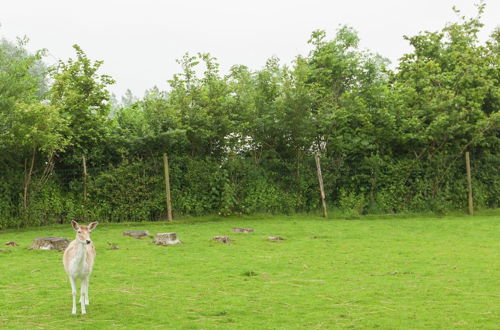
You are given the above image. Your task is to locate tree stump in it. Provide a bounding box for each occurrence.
[153,233,181,246]
[213,236,231,244]
[29,237,69,251]
[232,228,254,233]
[123,230,150,239]
[267,236,284,241]
[5,241,18,247]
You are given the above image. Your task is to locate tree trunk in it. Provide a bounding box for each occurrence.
[23,147,36,210]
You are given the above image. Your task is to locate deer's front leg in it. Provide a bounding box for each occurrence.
[80,276,87,314]
[69,277,77,315]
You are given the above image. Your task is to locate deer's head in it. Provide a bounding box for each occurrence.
[71,220,98,245]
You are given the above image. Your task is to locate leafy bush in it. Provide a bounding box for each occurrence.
[88,161,164,222]
[338,189,367,218]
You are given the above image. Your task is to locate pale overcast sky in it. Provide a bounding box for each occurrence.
[1,1,498,98]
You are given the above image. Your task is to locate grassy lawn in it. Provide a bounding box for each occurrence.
[0,213,499,329]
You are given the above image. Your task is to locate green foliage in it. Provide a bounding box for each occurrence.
[49,45,116,167]
[27,180,81,226]
[338,189,367,218]
[392,4,499,156]
[6,102,68,154]
[0,5,498,227]
[0,37,44,114]
[88,161,164,222]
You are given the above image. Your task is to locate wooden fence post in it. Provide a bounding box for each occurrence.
[315,154,328,218]
[163,153,173,222]
[465,151,474,215]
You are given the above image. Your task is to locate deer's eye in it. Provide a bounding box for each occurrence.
[78,231,81,233]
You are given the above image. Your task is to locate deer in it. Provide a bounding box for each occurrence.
[63,220,98,315]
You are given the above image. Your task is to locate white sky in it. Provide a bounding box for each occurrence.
[1,0,499,98]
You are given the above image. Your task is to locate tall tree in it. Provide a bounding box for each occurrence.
[0,37,67,211]
[49,45,115,167]
[391,4,499,157]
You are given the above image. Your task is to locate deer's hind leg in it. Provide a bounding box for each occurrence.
[83,276,90,305]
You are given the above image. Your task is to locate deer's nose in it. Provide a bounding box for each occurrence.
[86,240,91,245]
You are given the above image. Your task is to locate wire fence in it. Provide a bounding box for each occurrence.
[1,152,498,228]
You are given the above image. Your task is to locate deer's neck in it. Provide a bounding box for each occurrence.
[73,241,87,266]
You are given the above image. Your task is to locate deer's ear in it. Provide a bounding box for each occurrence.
[88,222,98,231]
[71,220,79,231]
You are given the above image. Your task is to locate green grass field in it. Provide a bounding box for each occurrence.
[0,213,499,329]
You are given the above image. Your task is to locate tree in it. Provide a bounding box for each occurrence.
[167,52,233,157]
[391,4,499,157]
[304,27,390,157]
[0,37,67,213]
[49,45,115,167]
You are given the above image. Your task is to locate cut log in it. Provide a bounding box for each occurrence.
[267,236,284,241]
[232,227,254,233]
[5,241,18,247]
[213,236,231,244]
[29,237,69,251]
[153,233,181,246]
[123,230,150,239]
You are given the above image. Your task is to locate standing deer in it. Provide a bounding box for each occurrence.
[63,220,98,315]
